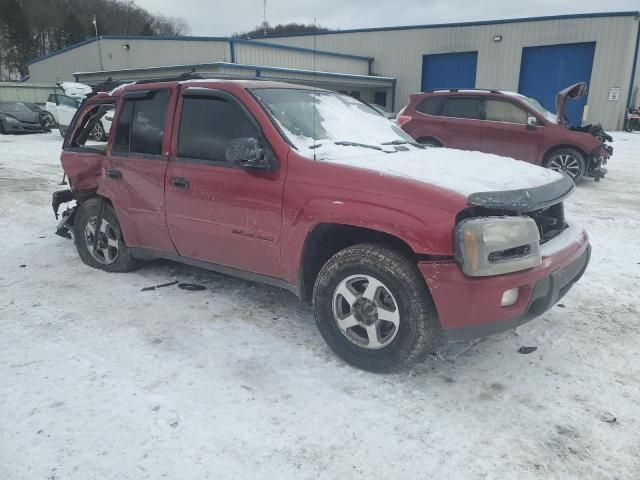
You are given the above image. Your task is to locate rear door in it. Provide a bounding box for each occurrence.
[480,98,542,163]
[438,96,483,150]
[100,87,177,254]
[164,87,285,278]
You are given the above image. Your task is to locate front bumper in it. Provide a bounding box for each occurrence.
[586,146,612,180]
[419,226,590,341]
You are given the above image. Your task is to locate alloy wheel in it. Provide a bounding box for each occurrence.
[548,153,581,179]
[84,216,119,265]
[332,274,400,349]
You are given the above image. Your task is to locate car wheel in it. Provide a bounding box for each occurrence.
[417,137,442,148]
[74,198,141,272]
[91,122,106,141]
[545,148,586,182]
[312,243,438,372]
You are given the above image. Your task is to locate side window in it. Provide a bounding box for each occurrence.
[47,94,55,103]
[67,103,115,152]
[441,97,482,119]
[485,100,528,124]
[416,96,445,115]
[177,96,259,164]
[59,95,79,108]
[112,90,169,156]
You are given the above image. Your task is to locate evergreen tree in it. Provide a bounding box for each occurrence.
[0,0,35,77]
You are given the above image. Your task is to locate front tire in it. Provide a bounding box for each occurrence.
[312,244,438,372]
[74,198,141,272]
[545,148,586,182]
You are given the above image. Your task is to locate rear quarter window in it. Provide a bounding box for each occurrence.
[416,96,445,115]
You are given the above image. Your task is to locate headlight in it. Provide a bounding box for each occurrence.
[456,217,541,276]
[4,115,18,123]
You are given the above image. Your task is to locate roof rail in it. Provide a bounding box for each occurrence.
[90,72,207,93]
[425,88,504,94]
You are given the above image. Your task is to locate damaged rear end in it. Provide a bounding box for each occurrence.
[52,93,114,238]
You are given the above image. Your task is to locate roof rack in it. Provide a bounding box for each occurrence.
[90,72,207,93]
[426,88,503,94]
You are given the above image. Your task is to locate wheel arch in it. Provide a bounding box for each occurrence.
[298,223,422,302]
[416,136,443,147]
[542,144,588,165]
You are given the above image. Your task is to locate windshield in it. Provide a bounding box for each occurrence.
[0,102,31,114]
[251,88,414,158]
[519,96,558,123]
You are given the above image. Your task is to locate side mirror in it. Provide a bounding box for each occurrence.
[527,116,538,127]
[226,137,273,171]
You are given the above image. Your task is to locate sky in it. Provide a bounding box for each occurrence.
[135,0,640,36]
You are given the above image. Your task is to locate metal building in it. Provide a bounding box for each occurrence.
[259,11,640,130]
[25,36,393,108]
[23,11,640,129]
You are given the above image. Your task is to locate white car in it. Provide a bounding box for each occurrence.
[45,82,111,140]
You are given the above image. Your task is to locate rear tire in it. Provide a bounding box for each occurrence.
[545,148,586,183]
[74,198,141,272]
[312,243,438,372]
[91,122,107,141]
[417,137,442,148]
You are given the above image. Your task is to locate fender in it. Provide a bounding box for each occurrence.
[279,194,457,283]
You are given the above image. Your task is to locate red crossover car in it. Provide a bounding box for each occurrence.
[52,79,590,372]
[397,83,612,182]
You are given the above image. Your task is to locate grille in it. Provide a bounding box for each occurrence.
[526,202,567,244]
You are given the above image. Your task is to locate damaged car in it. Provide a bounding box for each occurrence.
[0,101,49,134]
[53,79,591,372]
[397,82,612,182]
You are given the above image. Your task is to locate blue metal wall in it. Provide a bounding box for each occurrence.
[518,42,596,126]
[421,51,478,91]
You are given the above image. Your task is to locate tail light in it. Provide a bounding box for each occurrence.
[396,115,411,127]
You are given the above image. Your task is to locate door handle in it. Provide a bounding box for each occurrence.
[106,169,122,179]
[172,177,190,189]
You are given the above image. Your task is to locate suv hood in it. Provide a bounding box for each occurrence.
[318,146,570,211]
[555,82,587,125]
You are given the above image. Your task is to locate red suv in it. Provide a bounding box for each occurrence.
[397,84,612,182]
[52,79,590,372]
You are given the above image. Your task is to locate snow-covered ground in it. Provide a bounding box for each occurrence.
[1,131,639,479]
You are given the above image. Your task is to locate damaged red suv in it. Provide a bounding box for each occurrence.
[397,83,612,182]
[53,79,590,372]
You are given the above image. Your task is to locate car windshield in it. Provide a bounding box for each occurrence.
[0,102,31,114]
[251,88,414,158]
[519,96,558,123]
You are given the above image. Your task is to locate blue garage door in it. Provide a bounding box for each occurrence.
[421,51,478,91]
[518,42,596,126]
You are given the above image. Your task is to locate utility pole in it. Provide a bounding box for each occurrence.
[93,15,104,71]
[262,0,267,36]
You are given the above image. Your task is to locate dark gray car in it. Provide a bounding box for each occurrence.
[0,101,46,134]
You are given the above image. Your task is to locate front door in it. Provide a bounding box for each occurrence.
[480,98,542,163]
[164,88,285,279]
[100,87,176,253]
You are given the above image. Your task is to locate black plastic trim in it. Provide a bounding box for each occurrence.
[129,247,300,297]
[467,174,575,212]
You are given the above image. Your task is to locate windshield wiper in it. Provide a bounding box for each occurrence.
[335,140,383,151]
[380,140,425,148]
